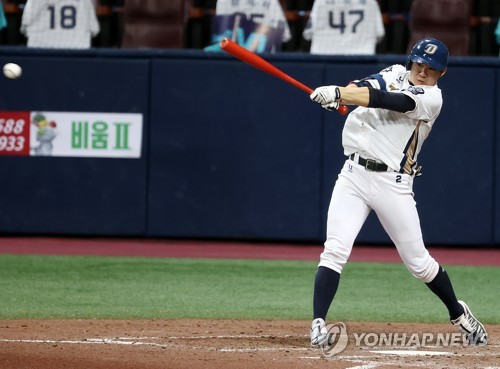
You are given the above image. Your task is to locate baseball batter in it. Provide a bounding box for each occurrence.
[309,38,488,347]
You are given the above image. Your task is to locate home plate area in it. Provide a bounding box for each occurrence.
[0,319,498,369]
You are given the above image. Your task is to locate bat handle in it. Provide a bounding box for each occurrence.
[338,105,348,115]
[306,86,348,115]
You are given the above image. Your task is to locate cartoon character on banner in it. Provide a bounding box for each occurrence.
[204,13,284,53]
[31,113,58,156]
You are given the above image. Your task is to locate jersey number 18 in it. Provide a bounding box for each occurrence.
[47,5,77,29]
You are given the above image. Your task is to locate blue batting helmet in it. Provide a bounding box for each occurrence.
[405,38,449,71]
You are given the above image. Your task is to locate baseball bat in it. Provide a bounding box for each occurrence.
[219,38,348,115]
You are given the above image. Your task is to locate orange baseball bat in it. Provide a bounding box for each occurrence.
[219,38,348,115]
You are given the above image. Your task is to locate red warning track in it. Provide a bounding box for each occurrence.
[0,237,498,266]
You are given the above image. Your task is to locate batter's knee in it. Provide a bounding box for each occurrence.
[407,257,439,283]
[318,243,350,274]
[394,239,440,283]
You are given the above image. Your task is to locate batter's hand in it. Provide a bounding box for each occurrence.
[322,101,340,112]
[310,86,341,105]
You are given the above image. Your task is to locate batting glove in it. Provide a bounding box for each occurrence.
[322,101,339,112]
[310,86,341,105]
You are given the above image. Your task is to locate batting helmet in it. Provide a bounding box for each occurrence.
[406,38,449,71]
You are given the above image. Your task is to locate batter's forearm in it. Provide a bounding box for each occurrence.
[338,86,370,107]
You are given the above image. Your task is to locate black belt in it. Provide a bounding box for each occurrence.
[350,154,389,172]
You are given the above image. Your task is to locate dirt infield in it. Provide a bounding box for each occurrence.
[0,238,498,368]
[0,319,498,369]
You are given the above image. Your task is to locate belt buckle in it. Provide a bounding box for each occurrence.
[365,159,377,171]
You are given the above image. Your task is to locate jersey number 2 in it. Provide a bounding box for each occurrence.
[329,10,364,34]
[48,5,77,29]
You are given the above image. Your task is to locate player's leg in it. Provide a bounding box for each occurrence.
[311,161,371,347]
[371,173,438,280]
[316,162,371,318]
[372,172,487,345]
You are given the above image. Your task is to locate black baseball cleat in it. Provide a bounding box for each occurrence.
[451,300,488,346]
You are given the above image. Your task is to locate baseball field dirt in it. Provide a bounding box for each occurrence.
[0,319,498,369]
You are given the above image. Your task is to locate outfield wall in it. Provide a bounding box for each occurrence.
[0,48,498,246]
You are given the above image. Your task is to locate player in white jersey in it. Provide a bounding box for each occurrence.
[303,0,384,55]
[215,0,292,44]
[21,0,100,49]
[308,38,488,348]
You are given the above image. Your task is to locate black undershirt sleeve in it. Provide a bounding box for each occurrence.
[367,87,416,113]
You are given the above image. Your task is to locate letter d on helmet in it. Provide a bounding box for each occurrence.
[406,38,449,71]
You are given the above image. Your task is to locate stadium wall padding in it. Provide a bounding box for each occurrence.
[0,48,498,245]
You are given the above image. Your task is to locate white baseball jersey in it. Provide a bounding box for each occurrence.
[342,64,443,175]
[21,0,100,49]
[303,0,385,55]
[216,0,291,42]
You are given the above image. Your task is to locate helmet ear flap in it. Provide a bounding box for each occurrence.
[406,59,412,71]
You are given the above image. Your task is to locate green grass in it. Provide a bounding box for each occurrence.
[0,254,497,323]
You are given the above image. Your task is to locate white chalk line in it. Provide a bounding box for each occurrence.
[0,336,431,369]
[0,338,169,348]
[299,357,431,369]
[342,363,380,369]
[0,333,305,344]
[219,347,309,352]
[1,335,497,351]
[0,334,311,352]
[370,349,450,356]
[300,354,498,369]
[1,334,497,369]
[167,334,305,340]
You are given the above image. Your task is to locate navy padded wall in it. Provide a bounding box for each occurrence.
[147,57,325,241]
[0,56,149,235]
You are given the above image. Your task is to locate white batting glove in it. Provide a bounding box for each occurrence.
[310,86,341,105]
[322,101,340,112]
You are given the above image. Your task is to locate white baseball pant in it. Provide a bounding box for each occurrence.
[319,158,439,283]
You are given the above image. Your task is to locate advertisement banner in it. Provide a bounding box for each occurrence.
[0,111,143,158]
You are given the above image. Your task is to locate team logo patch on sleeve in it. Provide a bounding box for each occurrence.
[407,86,425,95]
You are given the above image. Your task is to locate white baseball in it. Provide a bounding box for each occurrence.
[3,63,22,79]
